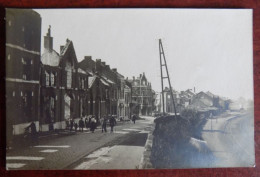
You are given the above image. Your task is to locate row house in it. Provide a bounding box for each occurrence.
[114,71,132,120]
[128,73,155,116]
[40,27,89,131]
[79,57,119,121]
[6,9,42,135]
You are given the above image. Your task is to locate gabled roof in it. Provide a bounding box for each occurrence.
[88,76,97,88]
[59,39,78,67]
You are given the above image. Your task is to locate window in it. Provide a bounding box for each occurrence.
[22,93,28,107]
[50,73,55,86]
[50,97,55,119]
[12,91,15,97]
[22,26,25,32]
[45,71,50,86]
[66,70,72,88]
[8,20,11,26]
[31,60,33,65]
[7,54,10,60]
[22,57,26,64]
[81,78,84,89]
[22,74,27,80]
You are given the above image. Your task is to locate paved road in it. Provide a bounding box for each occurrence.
[6,117,154,170]
[180,111,255,168]
[201,111,255,167]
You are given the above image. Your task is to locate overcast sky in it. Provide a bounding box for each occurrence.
[34,9,253,100]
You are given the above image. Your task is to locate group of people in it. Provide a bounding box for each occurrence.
[65,115,117,133]
[22,114,137,148]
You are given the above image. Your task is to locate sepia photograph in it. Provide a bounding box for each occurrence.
[5,8,254,170]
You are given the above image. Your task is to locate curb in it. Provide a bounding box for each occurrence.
[139,123,155,169]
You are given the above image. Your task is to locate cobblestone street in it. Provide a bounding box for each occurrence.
[6,117,154,170]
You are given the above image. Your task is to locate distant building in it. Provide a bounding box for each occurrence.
[6,9,42,135]
[128,73,154,116]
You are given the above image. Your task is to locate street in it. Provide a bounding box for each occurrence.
[184,111,255,168]
[201,111,255,167]
[6,116,154,170]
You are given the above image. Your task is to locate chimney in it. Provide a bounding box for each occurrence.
[194,87,196,93]
[133,76,135,80]
[60,46,64,53]
[44,25,53,51]
[112,68,117,72]
[101,62,106,66]
[84,56,92,60]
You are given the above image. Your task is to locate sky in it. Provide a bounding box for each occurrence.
[34,8,253,100]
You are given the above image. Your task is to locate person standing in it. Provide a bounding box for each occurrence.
[79,118,84,132]
[132,114,136,124]
[109,115,116,133]
[25,121,38,146]
[90,116,96,133]
[70,119,74,132]
[101,116,107,133]
[74,121,78,132]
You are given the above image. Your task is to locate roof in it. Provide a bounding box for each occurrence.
[60,40,71,57]
[78,68,86,74]
[100,78,110,86]
[88,76,97,88]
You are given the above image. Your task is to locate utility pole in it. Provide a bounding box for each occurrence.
[159,39,177,118]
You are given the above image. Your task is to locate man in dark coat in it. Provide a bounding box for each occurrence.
[70,119,74,131]
[25,121,38,146]
[79,118,84,132]
[109,115,116,133]
[132,114,137,124]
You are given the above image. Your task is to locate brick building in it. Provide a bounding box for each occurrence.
[40,27,89,131]
[6,9,42,135]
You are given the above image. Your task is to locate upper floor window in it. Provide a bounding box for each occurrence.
[50,73,55,86]
[81,78,85,89]
[22,57,26,65]
[66,70,72,88]
[45,71,50,86]
[22,74,27,80]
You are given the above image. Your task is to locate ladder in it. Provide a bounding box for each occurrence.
[159,39,177,118]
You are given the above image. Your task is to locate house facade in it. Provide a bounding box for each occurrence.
[128,73,154,116]
[40,27,89,131]
[6,9,42,135]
